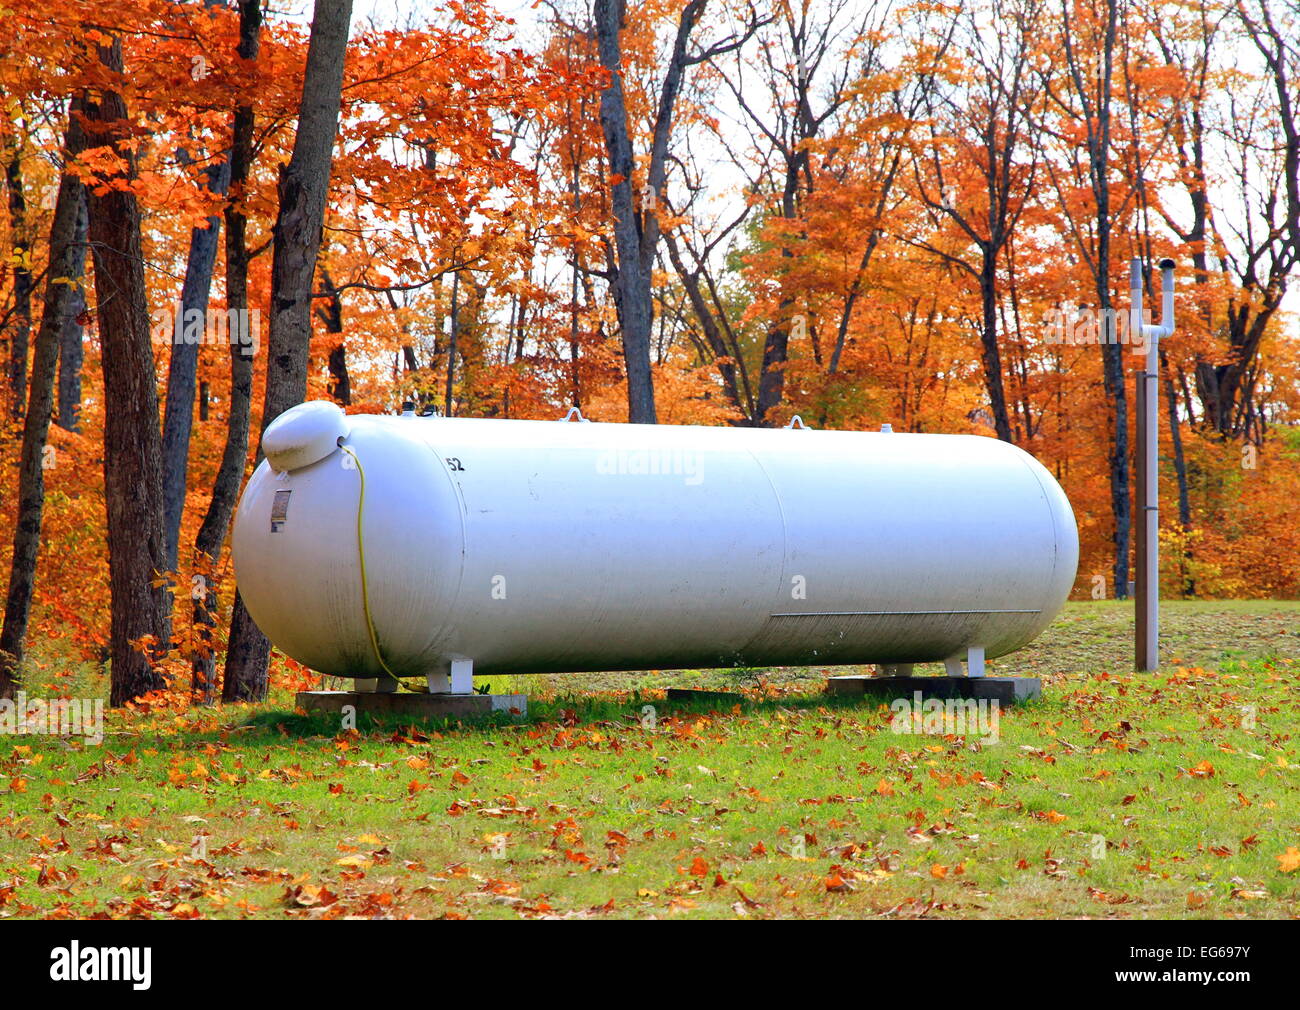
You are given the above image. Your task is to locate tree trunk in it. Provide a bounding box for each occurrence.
[84,39,171,706]
[444,269,459,416]
[594,0,657,423]
[754,297,795,426]
[161,156,233,573]
[0,102,87,699]
[595,0,708,424]
[1196,303,1278,438]
[979,257,1014,442]
[662,230,746,414]
[751,81,807,427]
[318,266,350,405]
[4,136,32,419]
[1098,266,1129,599]
[326,344,350,405]
[194,0,261,704]
[222,0,353,702]
[1161,348,1194,596]
[56,190,87,432]
[221,592,269,702]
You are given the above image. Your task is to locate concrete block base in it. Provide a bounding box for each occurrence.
[826,675,1040,705]
[296,690,527,720]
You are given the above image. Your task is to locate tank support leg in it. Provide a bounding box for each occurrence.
[355,675,399,694]
[944,657,963,677]
[966,646,986,678]
[876,663,913,677]
[427,658,474,695]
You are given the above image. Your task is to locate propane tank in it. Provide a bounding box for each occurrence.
[231,401,1078,690]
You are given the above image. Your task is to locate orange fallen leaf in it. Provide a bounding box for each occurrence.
[292,884,338,908]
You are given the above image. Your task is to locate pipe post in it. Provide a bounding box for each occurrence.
[1133,258,1175,672]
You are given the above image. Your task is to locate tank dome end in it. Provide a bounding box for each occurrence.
[262,400,349,472]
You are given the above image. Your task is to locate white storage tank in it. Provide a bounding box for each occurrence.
[231,401,1078,691]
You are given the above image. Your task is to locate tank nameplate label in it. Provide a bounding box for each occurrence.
[270,490,292,532]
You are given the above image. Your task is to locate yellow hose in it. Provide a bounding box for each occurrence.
[338,444,400,681]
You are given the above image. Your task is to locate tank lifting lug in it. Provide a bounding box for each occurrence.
[559,406,590,423]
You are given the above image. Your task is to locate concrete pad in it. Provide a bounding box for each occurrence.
[826,675,1040,705]
[296,690,527,720]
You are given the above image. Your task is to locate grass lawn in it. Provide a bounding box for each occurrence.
[1,600,1298,919]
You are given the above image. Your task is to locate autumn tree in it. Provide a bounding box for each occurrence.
[160,4,236,574]
[223,0,354,702]
[192,0,262,704]
[663,0,938,426]
[1040,0,1133,598]
[719,0,857,425]
[1194,0,1300,439]
[0,102,86,699]
[2,121,33,419]
[55,193,87,432]
[594,0,764,423]
[909,0,1042,443]
[1117,0,1198,541]
[84,37,172,705]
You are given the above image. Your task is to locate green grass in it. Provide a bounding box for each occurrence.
[1,601,1298,919]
